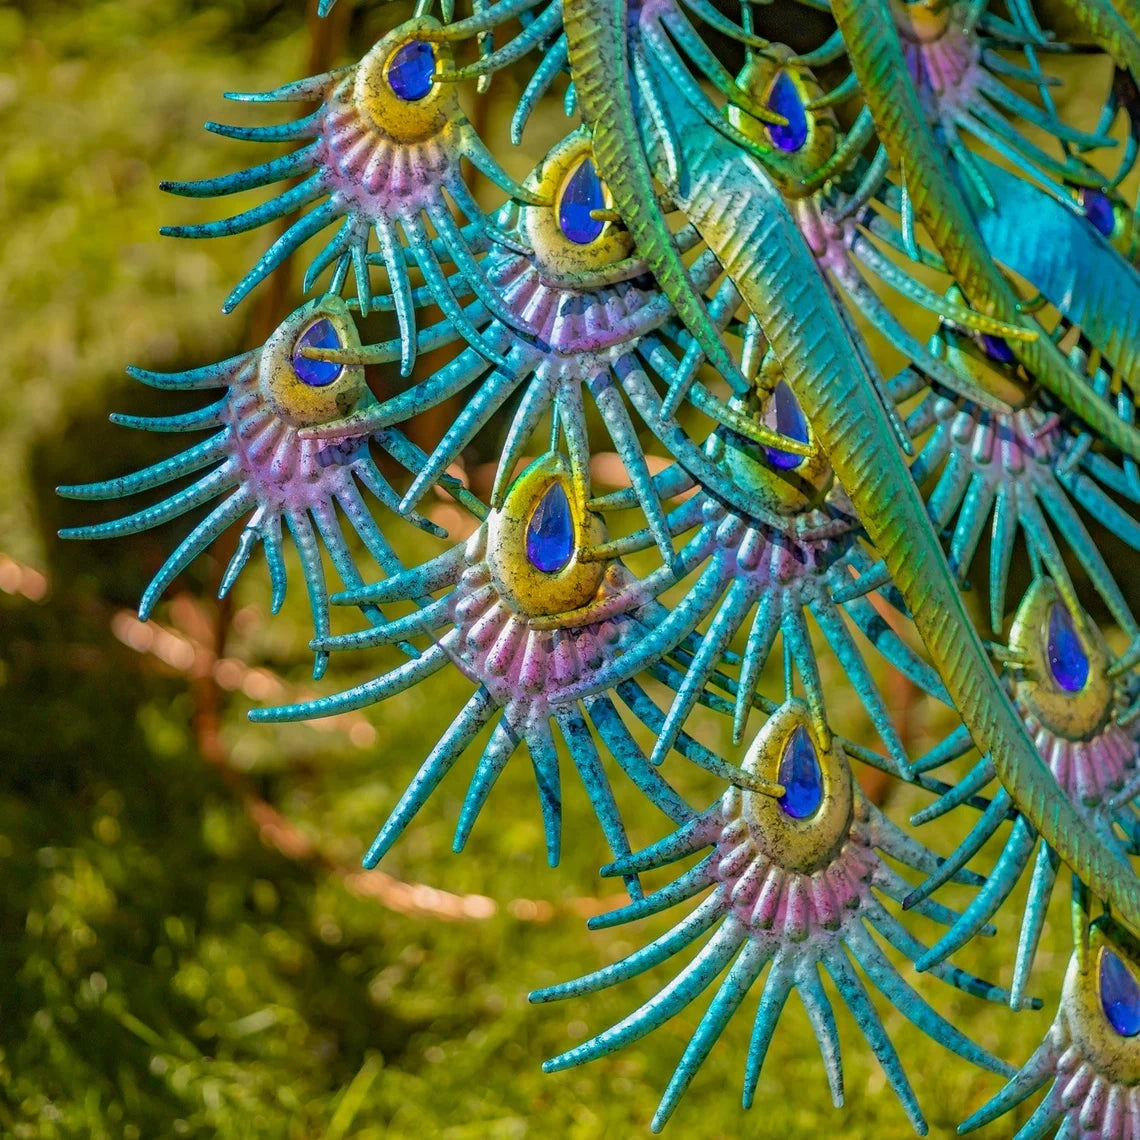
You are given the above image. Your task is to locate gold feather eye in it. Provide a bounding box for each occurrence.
[888,0,953,43]
[352,18,458,144]
[1075,186,1140,262]
[928,320,1032,410]
[259,296,368,428]
[739,701,853,875]
[516,129,635,284]
[1007,580,1113,741]
[707,354,832,516]
[728,47,839,199]
[485,453,608,620]
[1064,922,1140,1083]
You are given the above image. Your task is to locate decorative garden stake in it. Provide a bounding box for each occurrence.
[61,0,1140,1132]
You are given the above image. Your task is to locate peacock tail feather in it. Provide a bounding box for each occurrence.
[60,0,1140,1132]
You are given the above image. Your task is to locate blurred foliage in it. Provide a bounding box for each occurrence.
[0,1,1125,1137]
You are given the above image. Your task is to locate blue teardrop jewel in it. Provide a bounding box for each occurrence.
[388,41,435,102]
[558,158,606,246]
[526,482,575,573]
[1100,949,1140,1037]
[1080,188,1116,238]
[763,380,810,470]
[777,725,824,819]
[765,72,809,153]
[293,319,344,387]
[1046,602,1089,693]
[981,334,1015,364]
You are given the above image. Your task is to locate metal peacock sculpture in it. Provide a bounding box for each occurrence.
[59,0,1140,1133]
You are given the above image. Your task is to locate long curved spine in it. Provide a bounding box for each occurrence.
[1056,0,1140,81]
